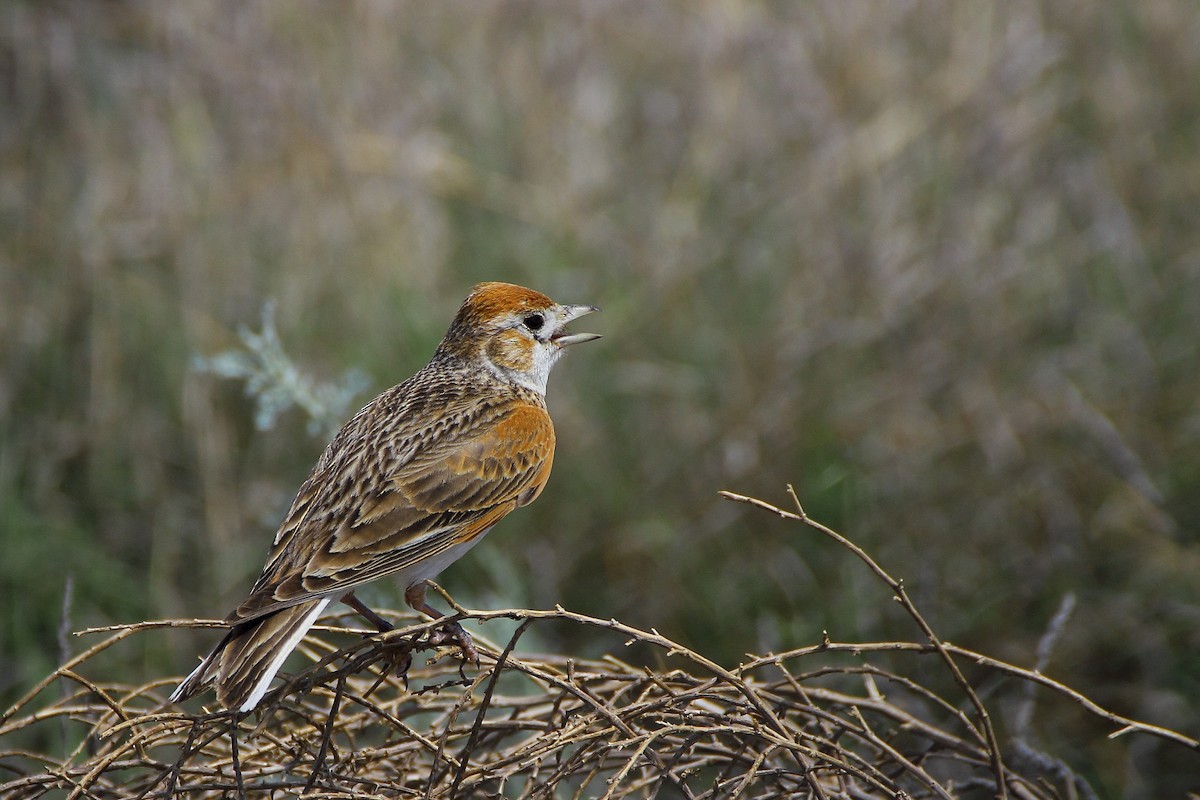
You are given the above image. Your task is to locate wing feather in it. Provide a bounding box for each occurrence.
[228,379,553,624]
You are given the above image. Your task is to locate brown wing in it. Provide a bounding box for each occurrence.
[228,384,554,622]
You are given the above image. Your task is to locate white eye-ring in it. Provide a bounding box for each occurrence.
[523,312,545,332]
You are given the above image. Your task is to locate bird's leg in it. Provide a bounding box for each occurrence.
[341,590,411,681]
[405,582,480,666]
[341,590,394,632]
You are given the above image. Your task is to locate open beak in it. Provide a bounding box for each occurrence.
[552,304,601,347]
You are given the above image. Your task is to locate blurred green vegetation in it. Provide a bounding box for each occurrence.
[2,1,1198,795]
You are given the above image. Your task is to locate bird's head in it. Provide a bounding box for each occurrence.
[437,282,601,394]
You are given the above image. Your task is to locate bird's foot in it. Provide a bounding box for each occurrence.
[379,639,413,680]
[358,635,414,699]
[405,582,479,667]
[427,619,480,667]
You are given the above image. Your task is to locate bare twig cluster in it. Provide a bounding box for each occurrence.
[2,492,1194,799]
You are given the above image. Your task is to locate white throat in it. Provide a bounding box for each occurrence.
[483,344,559,395]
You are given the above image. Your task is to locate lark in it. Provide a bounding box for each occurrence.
[171,282,600,712]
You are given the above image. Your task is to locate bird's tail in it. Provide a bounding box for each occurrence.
[170,597,331,713]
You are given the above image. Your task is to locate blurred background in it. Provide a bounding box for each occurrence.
[2,1,1198,795]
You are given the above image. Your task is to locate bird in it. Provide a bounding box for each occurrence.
[170,282,600,712]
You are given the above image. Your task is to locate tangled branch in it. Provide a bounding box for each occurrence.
[1,491,1194,799]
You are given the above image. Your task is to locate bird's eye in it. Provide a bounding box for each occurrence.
[523,313,545,331]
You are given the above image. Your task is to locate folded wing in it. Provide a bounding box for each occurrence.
[228,394,554,623]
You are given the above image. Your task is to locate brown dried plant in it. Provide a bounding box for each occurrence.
[2,490,1194,799]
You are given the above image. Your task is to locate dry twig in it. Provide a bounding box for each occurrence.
[1,490,1194,798]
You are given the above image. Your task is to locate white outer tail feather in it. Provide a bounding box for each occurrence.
[169,657,210,704]
[168,596,332,713]
[238,597,330,712]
